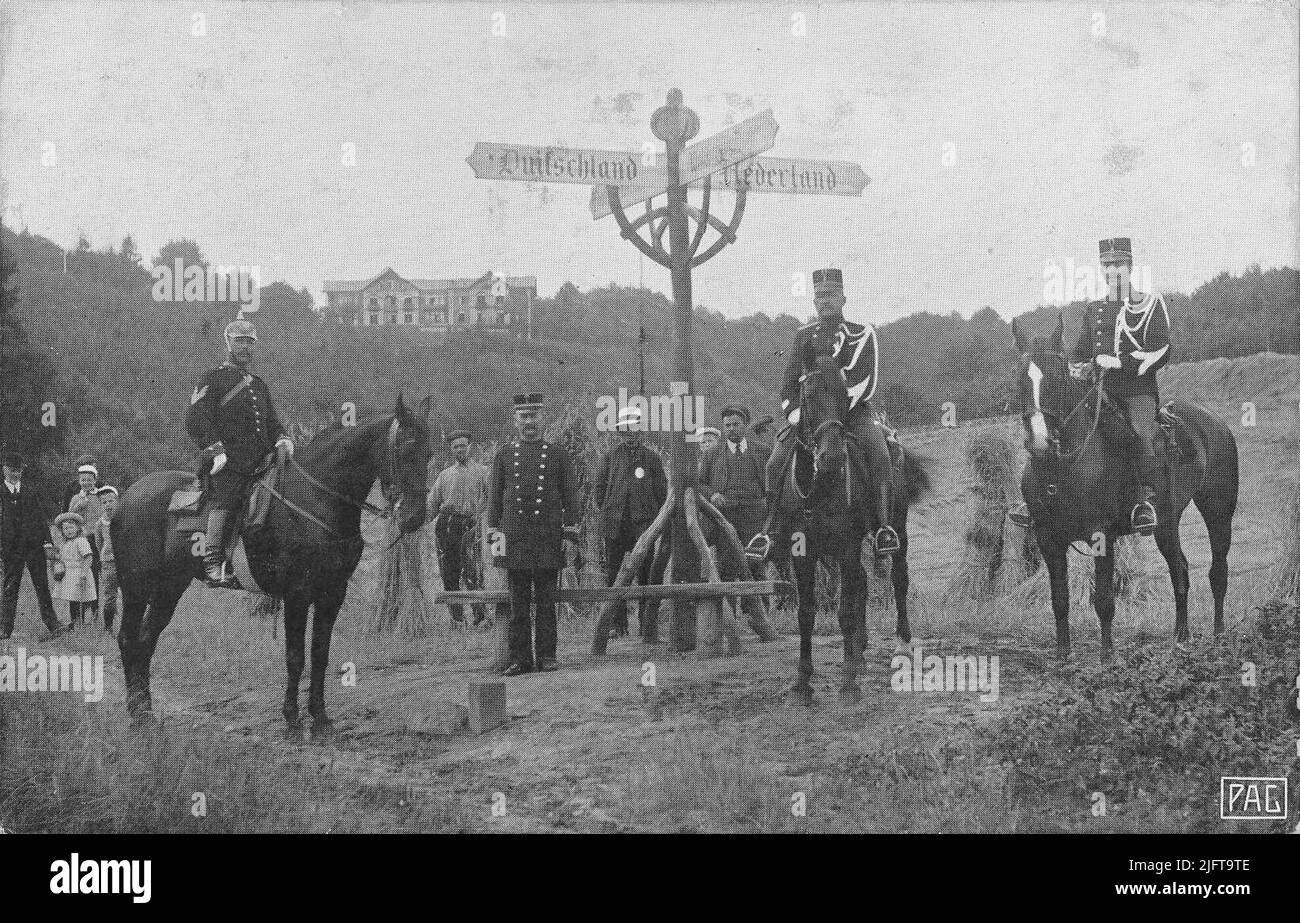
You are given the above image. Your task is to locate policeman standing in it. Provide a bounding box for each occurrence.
[752,268,899,562]
[185,320,294,588]
[487,393,581,675]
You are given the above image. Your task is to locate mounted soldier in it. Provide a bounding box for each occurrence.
[748,267,899,563]
[1010,237,1171,536]
[185,319,294,588]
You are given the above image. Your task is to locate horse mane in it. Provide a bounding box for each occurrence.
[299,413,396,463]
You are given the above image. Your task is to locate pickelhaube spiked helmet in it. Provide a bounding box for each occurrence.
[224,319,258,343]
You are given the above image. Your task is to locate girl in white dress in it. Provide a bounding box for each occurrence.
[53,512,96,625]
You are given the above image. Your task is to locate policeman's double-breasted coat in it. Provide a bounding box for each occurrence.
[487,438,580,570]
[185,362,286,475]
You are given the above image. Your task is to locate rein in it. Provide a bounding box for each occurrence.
[1030,367,1108,496]
[266,418,403,543]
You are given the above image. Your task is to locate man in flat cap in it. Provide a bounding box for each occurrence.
[185,319,294,588]
[1012,237,1171,535]
[487,393,581,675]
[592,406,667,639]
[700,404,771,582]
[430,430,490,626]
[0,451,71,640]
[752,268,900,562]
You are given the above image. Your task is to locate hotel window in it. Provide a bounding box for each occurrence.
[385,313,397,325]
[421,311,433,325]
[456,311,466,323]
[404,297,414,308]
[366,311,378,325]
[404,312,414,324]
[495,295,505,306]
[476,294,487,308]
[368,298,378,310]
[387,296,397,308]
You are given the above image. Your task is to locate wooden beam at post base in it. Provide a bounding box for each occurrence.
[437,581,789,606]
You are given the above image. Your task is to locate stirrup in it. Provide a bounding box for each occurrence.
[744,533,772,564]
[205,562,240,590]
[873,527,900,557]
[1008,504,1034,528]
[1130,500,1157,536]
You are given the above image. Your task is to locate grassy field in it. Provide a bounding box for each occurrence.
[1,354,1297,833]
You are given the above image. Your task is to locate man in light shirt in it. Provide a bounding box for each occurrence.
[430,430,490,626]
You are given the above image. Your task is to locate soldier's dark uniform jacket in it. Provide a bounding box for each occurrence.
[1070,292,1172,399]
[779,317,879,418]
[185,363,285,504]
[487,439,580,570]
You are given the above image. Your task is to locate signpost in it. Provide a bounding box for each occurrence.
[589,155,870,219]
[469,88,869,657]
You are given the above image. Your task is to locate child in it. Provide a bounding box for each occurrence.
[91,486,119,631]
[52,512,96,626]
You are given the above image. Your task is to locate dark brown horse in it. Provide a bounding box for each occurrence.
[113,396,432,738]
[769,354,931,704]
[1012,316,1238,658]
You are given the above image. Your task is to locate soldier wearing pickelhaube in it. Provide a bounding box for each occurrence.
[185,319,294,587]
[487,392,581,675]
[749,268,899,561]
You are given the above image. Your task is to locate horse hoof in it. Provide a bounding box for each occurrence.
[791,685,814,707]
[838,685,862,705]
[310,718,335,741]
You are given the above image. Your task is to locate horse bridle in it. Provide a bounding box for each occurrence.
[267,416,408,542]
[1025,357,1108,486]
[789,366,855,503]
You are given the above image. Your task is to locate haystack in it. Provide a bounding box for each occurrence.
[1269,467,1300,605]
[940,424,1023,609]
[365,515,434,637]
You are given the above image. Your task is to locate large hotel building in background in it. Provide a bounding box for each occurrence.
[323,268,537,338]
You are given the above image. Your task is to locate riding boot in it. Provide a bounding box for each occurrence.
[872,482,900,557]
[203,510,238,588]
[1131,456,1160,536]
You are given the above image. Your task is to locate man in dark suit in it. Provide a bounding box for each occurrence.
[592,406,667,639]
[487,392,581,675]
[1,452,72,640]
[699,405,770,582]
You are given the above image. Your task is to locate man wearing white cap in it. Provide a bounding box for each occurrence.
[185,319,294,588]
[592,406,668,639]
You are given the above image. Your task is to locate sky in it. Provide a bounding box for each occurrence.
[1,0,1297,326]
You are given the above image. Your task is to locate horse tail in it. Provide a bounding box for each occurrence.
[898,450,934,504]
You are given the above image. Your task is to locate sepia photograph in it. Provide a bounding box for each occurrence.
[0,0,1297,897]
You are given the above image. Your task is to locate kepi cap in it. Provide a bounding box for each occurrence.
[446,430,473,444]
[812,268,844,293]
[1099,238,1133,265]
[512,392,544,411]
[719,405,750,423]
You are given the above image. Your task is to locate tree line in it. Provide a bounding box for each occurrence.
[2,222,1295,500]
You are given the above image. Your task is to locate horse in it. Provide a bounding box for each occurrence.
[1011,315,1238,658]
[769,354,931,705]
[113,395,432,738]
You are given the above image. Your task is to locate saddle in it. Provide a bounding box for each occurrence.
[165,458,280,563]
[1097,397,1194,464]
